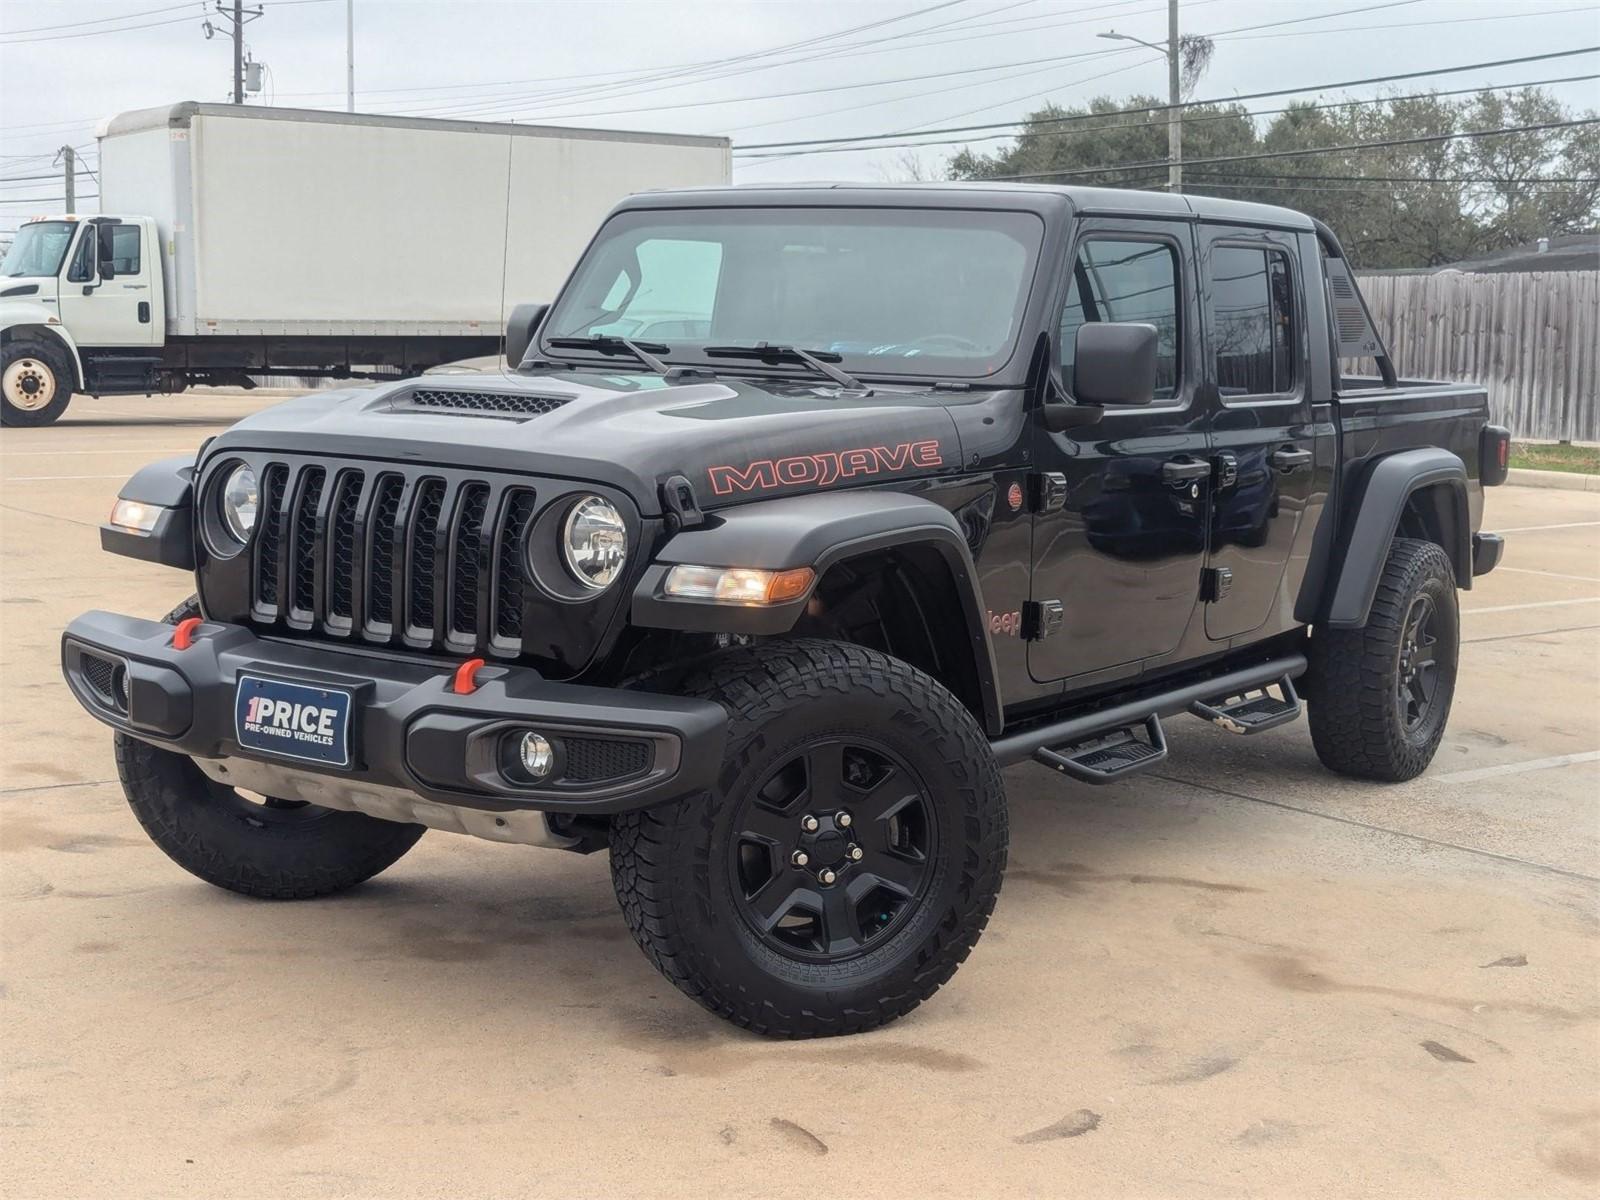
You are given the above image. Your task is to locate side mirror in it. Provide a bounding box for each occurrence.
[505,302,549,368]
[96,227,116,280]
[1073,322,1159,407]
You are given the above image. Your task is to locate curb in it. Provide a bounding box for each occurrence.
[1507,467,1600,493]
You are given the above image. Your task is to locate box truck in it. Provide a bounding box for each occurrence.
[0,102,730,425]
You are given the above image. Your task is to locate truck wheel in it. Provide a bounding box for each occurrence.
[1,337,73,426]
[113,598,425,899]
[610,639,1008,1038]
[1305,538,1460,782]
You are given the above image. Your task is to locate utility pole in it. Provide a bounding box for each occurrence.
[58,146,76,211]
[1167,0,1182,194]
[346,0,355,112]
[233,0,244,103]
[206,1,263,104]
[1098,0,1185,193]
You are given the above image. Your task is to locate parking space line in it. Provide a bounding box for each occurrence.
[1499,566,1600,583]
[1435,752,1600,784]
[0,448,187,458]
[1495,521,1600,533]
[1464,597,1600,614]
[1153,773,1600,885]
[1,474,129,482]
[1465,623,1600,644]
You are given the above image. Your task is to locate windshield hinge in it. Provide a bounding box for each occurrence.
[660,474,705,531]
[931,381,972,393]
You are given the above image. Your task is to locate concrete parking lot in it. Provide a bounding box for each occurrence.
[3,392,1597,1199]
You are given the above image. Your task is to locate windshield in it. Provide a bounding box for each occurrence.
[2,221,76,278]
[543,207,1044,379]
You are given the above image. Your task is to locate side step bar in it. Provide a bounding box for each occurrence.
[1190,675,1301,735]
[991,653,1307,770]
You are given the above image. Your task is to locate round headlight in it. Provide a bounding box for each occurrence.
[561,495,627,590]
[220,464,259,543]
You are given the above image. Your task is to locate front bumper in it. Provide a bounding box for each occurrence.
[62,611,728,826]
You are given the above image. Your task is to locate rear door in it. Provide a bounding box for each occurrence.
[1028,217,1210,684]
[1197,227,1318,640]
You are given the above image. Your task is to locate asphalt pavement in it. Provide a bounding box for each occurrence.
[3,391,1597,1199]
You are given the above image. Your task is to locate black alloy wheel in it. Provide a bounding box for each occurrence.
[1396,593,1441,732]
[728,736,936,960]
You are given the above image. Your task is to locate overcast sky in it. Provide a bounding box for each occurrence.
[3,0,1598,234]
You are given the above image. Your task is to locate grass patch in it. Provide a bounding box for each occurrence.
[1509,441,1600,475]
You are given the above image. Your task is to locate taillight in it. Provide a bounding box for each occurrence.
[1481,424,1511,487]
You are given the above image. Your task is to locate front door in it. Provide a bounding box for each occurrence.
[1197,227,1318,641]
[1029,218,1210,685]
[55,221,155,348]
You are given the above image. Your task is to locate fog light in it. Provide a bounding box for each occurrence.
[519,732,554,779]
[116,666,131,709]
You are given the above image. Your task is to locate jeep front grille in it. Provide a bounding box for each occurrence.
[245,460,538,657]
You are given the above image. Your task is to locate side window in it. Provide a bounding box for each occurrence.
[66,228,95,283]
[1209,245,1297,397]
[106,225,141,276]
[1060,238,1181,400]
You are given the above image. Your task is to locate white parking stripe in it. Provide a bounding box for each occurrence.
[1499,566,1600,583]
[1495,521,1600,533]
[1464,597,1600,615]
[1435,751,1600,783]
[0,448,186,457]
[1,474,128,482]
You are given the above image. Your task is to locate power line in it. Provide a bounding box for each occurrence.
[733,45,1600,152]
[733,72,1600,161]
[0,195,101,204]
[0,0,198,36]
[974,116,1600,182]
[1216,3,1596,42]
[379,0,996,122]
[396,0,1418,125]
[0,12,200,43]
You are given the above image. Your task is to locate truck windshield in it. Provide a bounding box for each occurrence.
[543,207,1045,380]
[2,221,76,278]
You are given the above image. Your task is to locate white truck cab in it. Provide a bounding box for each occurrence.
[1,215,162,425]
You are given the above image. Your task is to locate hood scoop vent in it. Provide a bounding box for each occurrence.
[395,388,572,420]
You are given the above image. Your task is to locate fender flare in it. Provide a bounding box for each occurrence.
[1323,448,1471,629]
[100,455,196,570]
[632,490,1003,734]
[1,308,86,391]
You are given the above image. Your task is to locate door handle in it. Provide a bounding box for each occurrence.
[1270,447,1313,472]
[1162,457,1212,484]
[138,301,150,324]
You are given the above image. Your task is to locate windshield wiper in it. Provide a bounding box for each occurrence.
[546,335,672,376]
[702,343,869,393]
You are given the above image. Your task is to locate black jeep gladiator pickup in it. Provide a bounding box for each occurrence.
[62,184,1508,1038]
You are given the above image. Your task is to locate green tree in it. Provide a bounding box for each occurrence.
[940,86,1598,270]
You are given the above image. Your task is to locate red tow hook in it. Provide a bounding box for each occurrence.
[172,616,204,650]
[451,657,487,695]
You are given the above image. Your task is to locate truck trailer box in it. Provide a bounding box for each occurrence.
[97,102,731,338]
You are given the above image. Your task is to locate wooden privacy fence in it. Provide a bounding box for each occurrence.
[1354,270,1600,442]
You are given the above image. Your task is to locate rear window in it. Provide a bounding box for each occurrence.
[1209,245,1297,396]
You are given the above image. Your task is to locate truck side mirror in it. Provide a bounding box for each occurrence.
[1073,322,1158,407]
[96,227,117,280]
[505,302,549,367]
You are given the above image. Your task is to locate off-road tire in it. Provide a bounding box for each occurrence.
[2,336,74,427]
[114,598,426,899]
[610,639,1008,1039]
[1305,538,1460,782]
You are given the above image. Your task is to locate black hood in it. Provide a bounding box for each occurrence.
[204,369,989,516]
